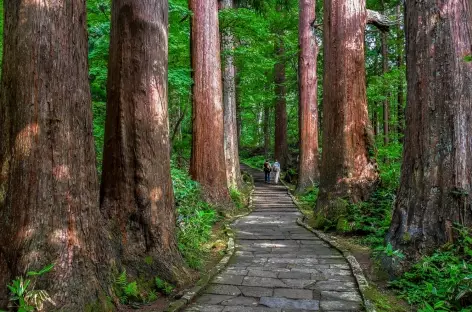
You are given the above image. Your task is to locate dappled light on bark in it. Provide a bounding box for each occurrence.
[220,0,243,191]
[386,0,472,266]
[0,1,113,310]
[100,0,191,286]
[296,0,320,194]
[315,0,379,227]
[190,0,231,205]
[14,123,39,158]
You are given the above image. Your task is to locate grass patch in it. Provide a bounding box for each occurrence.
[364,286,409,312]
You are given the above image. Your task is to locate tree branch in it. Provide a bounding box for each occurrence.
[171,106,188,143]
[367,9,395,32]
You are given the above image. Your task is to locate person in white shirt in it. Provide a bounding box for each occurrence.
[272,160,281,184]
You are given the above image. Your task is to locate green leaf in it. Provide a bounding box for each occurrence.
[27,263,54,277]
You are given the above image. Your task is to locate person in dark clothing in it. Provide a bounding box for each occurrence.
[263,160,272,183]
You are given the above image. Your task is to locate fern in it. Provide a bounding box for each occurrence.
[155,277,174,295]
[124,282,138,298]
[115,270,127,288]
[5,264,55,311]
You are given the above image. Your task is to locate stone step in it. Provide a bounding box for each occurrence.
[184,167,362,312]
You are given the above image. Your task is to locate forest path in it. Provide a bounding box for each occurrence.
[184,166,363,311]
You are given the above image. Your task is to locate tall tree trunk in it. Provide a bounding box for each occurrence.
[296,0,320,194]
[236,73,242,148]
[257,108,264,146]
[100,0,191,285]
[386,0,472,262]
[315,0,379,227]
[0,1,112,309]
[264,104,270,158]
[220,0,242,190]
[189,0,230,204]
[274,37,290,169]
[373,105,380,136]
[381,29,389,145]
[396,4,405,142]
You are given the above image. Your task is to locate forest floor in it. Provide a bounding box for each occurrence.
[184,168,364,311]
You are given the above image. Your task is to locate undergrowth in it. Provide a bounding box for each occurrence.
[391,226,472,311]
[230,187,245,210]
[172,162,251,269]
[2,264,55,312]
[113,270,173,306]
[172,165,219,269]
[346,142,401,248]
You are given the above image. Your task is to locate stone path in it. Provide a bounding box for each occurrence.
[185,166,363,312]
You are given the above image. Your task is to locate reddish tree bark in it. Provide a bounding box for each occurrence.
[274,37,290,169]
[296,0,320,194]
[387,0,472,261]
[220,0,243,190]
[189,0,230,204]
[0,1,111,309]
[100,0,191,285]
[236,73,242,148]
[315,0,379,226]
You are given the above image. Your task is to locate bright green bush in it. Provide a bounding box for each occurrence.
[172,165,219,269]
[377,142,402,191]
[241,155,266,170]
[230,187,244,210]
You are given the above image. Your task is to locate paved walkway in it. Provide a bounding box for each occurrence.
[185,166,363,312]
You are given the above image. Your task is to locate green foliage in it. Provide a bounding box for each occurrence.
[374,243,405,261]
[345,188,395,246]
[391,226,472,311]
[230,188,244,210]
[124,282,139,299]
[296,187,319,207]
[113,269,168,305]
[327,142,401,244]
[377,142,403,191]
[172,165,219,269]
[241,155,266,170]
[92,101,106,176]
[113,270,144,304]
[4,264,55,312]
[155,278,174,295]
[87,0,111,102]
[87,0,111,176]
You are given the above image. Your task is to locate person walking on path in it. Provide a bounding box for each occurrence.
[263,160,272,183]
[273,160,281,184]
